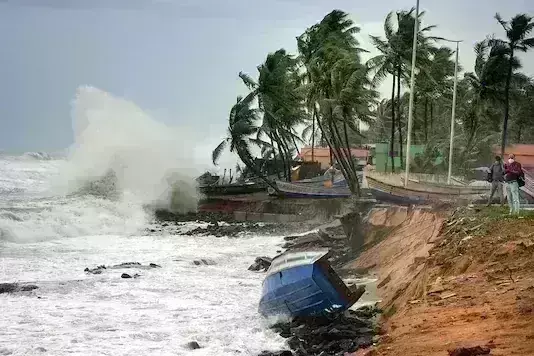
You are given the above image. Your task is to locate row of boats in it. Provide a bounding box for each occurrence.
[200,170,534,204]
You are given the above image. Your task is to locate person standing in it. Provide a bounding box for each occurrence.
[504,153,524,215]
[487,156,504,206]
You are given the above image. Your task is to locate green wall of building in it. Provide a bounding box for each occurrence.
[373,143,429,172]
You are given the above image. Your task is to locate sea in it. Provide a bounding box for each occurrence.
[0,87,288,356]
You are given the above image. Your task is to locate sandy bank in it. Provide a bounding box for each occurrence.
[344,206,534,356]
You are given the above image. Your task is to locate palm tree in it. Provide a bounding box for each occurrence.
[416,46,456,142]
[239,49,306,181]
[490,13,534,156]
[212,95,278,190]
[368,8,437,171]
[299,10,374,195]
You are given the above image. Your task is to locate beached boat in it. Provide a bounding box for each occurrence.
[199,182,267,196]
[366,175,486,205]
[269,180,351,198]
[258,249,362,317]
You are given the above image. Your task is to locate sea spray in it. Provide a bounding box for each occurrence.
[0,87,203,242]
[57,86,201,213]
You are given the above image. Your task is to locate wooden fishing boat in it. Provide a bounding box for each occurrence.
[258,249,363,317]
[269,180,351,198]
[199,182,267,196]
[366,175,486,204]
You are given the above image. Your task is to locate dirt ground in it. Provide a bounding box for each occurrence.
[349,206,534,356]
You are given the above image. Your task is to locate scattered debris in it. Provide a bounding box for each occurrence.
[447,345,491,356]
[440,292,458,300]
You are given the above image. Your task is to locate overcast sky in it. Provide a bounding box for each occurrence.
[1,0,534,168]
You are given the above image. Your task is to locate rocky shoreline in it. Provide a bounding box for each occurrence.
[247,212,381,356]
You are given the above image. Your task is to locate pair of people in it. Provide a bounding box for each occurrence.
[487,154,524,215]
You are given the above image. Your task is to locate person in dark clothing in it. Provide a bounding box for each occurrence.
[487,156,504,206]
[504,153,524,215]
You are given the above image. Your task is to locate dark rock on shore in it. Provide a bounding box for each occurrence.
[0,283,38,294]
[85,262,162,275]
[155,210,235,224]
[248,257,272,272]
[193,259,216,266]
[183,222,303,238]
[282,226,353,269]
[267,307,380,356]
[258,351,292,356]
[185,341,201,350]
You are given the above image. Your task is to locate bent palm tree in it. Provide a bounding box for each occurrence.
[212,95,278,191]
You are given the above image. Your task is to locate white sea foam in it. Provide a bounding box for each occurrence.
[0,230,287,355]
[0,87,289,355]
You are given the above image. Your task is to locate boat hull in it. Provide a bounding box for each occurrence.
[259,253,357,317]
[199,183,267,196]
[270,181,352,198]
[366,176,485,204]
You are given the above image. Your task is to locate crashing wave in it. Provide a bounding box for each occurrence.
[54,86,201,213]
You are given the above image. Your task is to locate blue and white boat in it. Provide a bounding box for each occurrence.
[258,249,361,317]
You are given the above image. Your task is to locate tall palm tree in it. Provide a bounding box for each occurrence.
[368,8,436,170]
[298,10,372,195]
[212,95,278,190]
[416,46,456,142]
[491,13,534,156]
[239,49,306,181]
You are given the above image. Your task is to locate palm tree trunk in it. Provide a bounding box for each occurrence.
[330,120,358,194]
[311,109,316,162]
[424,97,428,143]
[430,102,434,133]
[275,136,288,181]
[270,136,281,179]
[397,66,403,167]
[343,120,360,196]
[390,74,396,173]
[281,138,293,182]
[501,51,514,157]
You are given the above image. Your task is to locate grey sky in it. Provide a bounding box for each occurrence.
[1,0,534,168]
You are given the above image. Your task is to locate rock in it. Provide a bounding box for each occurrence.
[20,285,39,292]
[35,347,47,353]
[0,283,19,294]
[268,308,378,356]
[193,259,216,266]
[121,273,132,279]
[258,351,292,356]
[149,263,162,268]
[185,341,201,350]
[447,346,491,356]
[0,283,38,294]
[318,229,332,241]
[248,256,273,272]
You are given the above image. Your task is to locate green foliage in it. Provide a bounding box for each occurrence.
[214,7,534,188]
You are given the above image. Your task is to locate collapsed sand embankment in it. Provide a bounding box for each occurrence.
[344,206,534,356]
